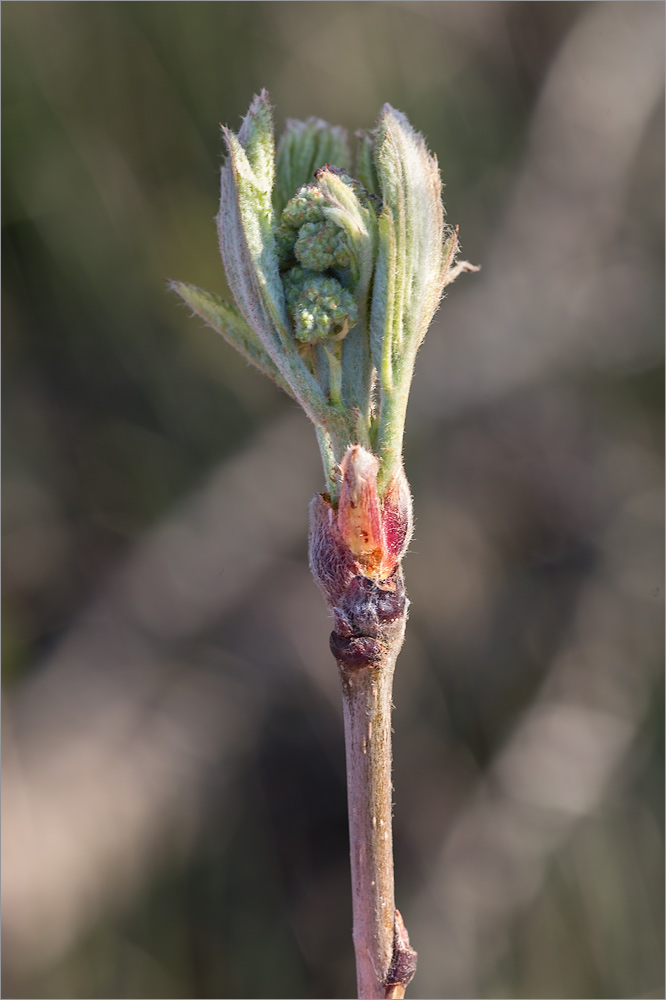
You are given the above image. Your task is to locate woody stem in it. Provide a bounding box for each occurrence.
[330,570,417,999]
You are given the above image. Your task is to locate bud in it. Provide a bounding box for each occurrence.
[173,91,476,507]
[172,99,474,990]
[283,268,358,344]
[338,445,413,582]
[308,491,357,610]
[308,445,412,612]
[337,446,384,571]
[380,464,414,572]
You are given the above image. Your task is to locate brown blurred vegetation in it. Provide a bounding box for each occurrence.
[2,3,664,998]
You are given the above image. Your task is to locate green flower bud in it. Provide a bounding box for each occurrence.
[284,267,357,343]
[274,222,299,265]
[281,184,328,228]
[294,220,350,270]
[280,172,377,279]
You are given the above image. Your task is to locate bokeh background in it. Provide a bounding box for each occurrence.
[2,3,664,998]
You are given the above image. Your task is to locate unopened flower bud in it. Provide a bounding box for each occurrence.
[283,268,357,343]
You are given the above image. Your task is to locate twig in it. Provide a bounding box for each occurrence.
[174,91,474,998]
[330,569,417,998]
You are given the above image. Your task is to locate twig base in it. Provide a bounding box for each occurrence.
[331,570,417,999]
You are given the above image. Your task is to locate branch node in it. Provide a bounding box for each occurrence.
[330,631,384,669]
[383,909,418,999]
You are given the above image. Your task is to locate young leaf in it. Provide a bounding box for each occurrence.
[169,281,296,399]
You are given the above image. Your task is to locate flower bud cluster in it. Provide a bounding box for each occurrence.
[283,267,357,343]
[276,172,376,345]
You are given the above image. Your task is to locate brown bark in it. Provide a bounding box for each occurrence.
[330,569,417,999]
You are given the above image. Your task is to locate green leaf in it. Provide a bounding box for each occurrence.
[237,88,275,194]
[370,105,450,491]
[275,118,350,217]
[219,92,288,341]
[369,207,397,393]
[169,281,296,399]
[313,168,378,442]
[218,93,339,435]
[372,105,448,356]
[354,130,380,196]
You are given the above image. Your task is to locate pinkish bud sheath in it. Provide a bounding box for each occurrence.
[337,445,413,582]
[309,446,413,609]
[308,492,358,608]
[337,446,385,572]
[380,465,413,571]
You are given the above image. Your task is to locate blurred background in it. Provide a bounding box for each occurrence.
[2,3,664,998]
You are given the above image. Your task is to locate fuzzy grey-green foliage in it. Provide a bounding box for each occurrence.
[175,90,469,500]
[168,281,295,399]
[370,105,452,490]
[275,117,350,218]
